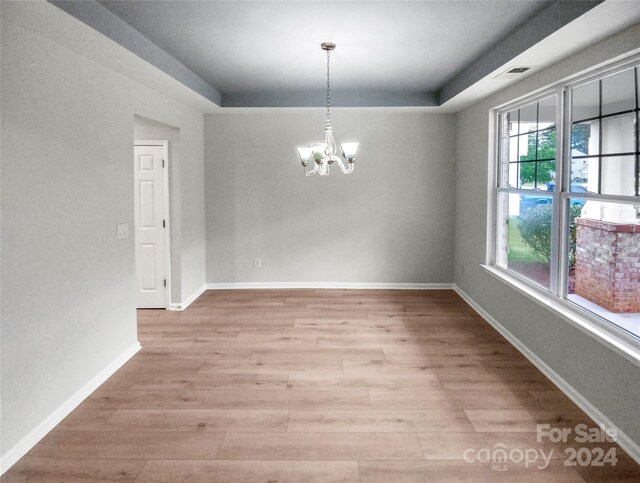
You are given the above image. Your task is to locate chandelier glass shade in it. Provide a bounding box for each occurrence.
[296,42,359,176]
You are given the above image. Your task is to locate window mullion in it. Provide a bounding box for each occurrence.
[634,67,639,196]
[558,85,574,299]
[552,87,568,297]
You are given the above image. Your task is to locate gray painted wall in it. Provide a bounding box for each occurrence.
[205,111,456,284]
[454,23,640,446]
[1,8,206,456]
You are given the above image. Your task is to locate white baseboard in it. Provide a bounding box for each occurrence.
[169,283,207,311]
[453,284,640,465]
[206,282,453,290]
[0,341,141,475]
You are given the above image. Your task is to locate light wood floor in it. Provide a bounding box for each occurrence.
[5,290,638,482]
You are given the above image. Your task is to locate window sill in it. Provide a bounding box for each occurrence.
[481,264,640,368]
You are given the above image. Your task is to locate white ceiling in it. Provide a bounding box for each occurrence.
[98,0,547,95]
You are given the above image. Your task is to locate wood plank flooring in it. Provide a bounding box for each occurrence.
[5,289,638,482]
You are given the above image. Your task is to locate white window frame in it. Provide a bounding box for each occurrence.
[486,54,640,368]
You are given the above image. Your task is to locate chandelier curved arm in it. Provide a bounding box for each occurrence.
[334,156,355,175]
[304,163,319,176]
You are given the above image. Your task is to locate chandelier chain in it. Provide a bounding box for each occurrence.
[326,48,331,124]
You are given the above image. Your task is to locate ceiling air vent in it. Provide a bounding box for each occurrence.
[494,66,535,80]
[506,67,530,74]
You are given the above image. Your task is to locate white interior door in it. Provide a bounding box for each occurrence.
[134,142,169,308]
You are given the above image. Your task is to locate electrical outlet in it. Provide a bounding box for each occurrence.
[254,258,262,269]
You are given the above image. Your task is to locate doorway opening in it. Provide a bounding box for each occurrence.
[133,115,180,310]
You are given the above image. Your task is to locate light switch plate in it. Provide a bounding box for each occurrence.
[116,223,129,239]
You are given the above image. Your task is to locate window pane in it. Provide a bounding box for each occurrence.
[602,68,635,116]
[601,113,635,154]
[507,162,520,189]
[508,162,530,190]
[516,133,533,161]
[572,80,599,121]
[519,103,537,134]
[569,156,594,189]
[567,198,640,338]
[538,96,556,130]
[508,136,520,162]
[571,121,598,156]
[536,128,556,160]
[535,160,556,189]
[498,192,552,289]
[601,156,637,196]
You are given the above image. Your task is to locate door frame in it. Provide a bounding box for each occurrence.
[134,140,172,309]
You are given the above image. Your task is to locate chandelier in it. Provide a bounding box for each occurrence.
[296,42,359,176]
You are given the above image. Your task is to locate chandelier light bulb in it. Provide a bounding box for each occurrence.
[309,142,328,162]
[340,141,359,161]
[296,147,313,166]
[296,42,359,176]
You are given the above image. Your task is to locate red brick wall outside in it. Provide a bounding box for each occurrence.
[574,218,640,313]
